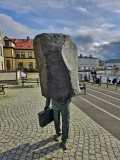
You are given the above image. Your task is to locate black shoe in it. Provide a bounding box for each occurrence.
[54,133,62,141]
[62,141,68,150]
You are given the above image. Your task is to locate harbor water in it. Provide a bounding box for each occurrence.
[97,70,120,82]
[78,70,120,83]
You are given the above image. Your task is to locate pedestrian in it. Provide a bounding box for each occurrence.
[94,69,97,80]
[45,97,71,150]
[84,73,88,82]
[91,68,97,82]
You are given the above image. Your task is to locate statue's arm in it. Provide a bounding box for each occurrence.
[44,98,50,110]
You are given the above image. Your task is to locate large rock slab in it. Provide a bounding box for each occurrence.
[33,33,80,99]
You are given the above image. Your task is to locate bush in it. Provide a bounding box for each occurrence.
[23,68,29,72]
[29,68,38,72]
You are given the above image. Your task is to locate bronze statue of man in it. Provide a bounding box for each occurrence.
[34,33,80,150]
[45,97,71,150]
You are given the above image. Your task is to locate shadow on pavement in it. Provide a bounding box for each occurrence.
[0,136,62,160]
[8,85,36,89]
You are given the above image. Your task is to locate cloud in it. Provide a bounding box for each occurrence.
[1,13,120,61]
[96,0,120,13]
[0,0,120,60]
[68,27,120,60]
[89,37,120,59]
[0,0,75,14]
[100,23,116,30]
[0,14,35,38]
[0,13,72,38]
[74,6,91,14]
[114,10,120,13]
[0,1,37,14]
[70,30,95,57]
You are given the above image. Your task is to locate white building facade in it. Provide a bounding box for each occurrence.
[0,30,5,70]
[105,59,120,68]
[78,54,99,71]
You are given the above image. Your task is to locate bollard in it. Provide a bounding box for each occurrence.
[116,78,118,89]
[88,75,90,82]
[84,74,87,82]
[80,74,82,81]
[37,78,39,87]
[107,77,109,88]
[99,76,102,86]
[93,76,96,84]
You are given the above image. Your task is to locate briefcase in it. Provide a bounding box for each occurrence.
[38,107,54,128]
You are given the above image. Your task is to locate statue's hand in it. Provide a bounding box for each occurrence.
[44,106,49,111]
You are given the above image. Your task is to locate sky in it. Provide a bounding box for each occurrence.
[0,0,120,60]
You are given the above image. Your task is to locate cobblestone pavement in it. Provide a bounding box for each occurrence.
[0,84,120,160]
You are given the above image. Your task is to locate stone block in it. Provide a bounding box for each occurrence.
[33,33,80,99]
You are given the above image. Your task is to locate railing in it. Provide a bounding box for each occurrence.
[78,73,120,90]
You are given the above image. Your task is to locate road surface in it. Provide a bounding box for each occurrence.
[72,83,120,140]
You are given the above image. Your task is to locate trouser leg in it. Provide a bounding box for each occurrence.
[53,110,61,135]
[61,105,70,142]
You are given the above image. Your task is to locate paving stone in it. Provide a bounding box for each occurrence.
[19,156,26,160]
[1,156,8,160]
[0,84,120,160]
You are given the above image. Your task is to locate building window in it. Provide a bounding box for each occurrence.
[28,52,32,58]
[21,52,25,58]
[16,52,20,58]
[7,59,11,70]
[5,41,9,47]
[18,62,23,69]
[29,62,33,69]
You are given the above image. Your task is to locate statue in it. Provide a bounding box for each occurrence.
[33,33,80,150]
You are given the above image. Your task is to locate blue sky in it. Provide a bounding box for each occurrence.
[0,0,120,60]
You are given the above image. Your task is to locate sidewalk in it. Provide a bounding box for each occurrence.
[0,85,120,160]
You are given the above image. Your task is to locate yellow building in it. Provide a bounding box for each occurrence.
[3,36,37,71]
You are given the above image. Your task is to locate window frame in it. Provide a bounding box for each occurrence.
[16,52,20,58]
[29,62,33,69]
[28,52,32,58]
[5,40,9,47]
[21,52,25,58]
[18,62,23,69]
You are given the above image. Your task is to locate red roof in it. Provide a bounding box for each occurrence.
[10,38,33,49]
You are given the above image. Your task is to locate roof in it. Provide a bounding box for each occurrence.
[106,58,120,63]
[78,56,98,59]
[10,37,33,49]
[4,36,15,43]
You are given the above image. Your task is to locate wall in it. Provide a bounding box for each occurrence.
[15,58,36,69]
[0,56,4,70]
[105,62,120,68]
[0,33,5,70]
[15,49,35,69]
[4,47,36,70]
[78,57,99,70]
[0,70,27,81]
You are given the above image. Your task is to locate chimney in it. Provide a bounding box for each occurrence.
[27,36,30,41]
[15,39,17,43]
[80,54,82,57]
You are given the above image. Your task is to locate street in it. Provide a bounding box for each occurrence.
[72,83,120,140]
